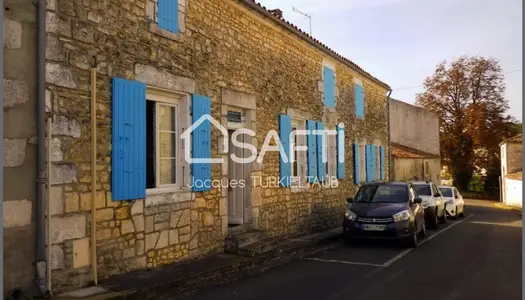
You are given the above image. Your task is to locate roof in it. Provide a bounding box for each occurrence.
[362,182,409,186]
[240,1,391,90]
[391,143,440,159]
[506,171,522,181]
[500,134,522,146]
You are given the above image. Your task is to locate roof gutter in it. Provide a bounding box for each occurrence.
[239,0,391,90]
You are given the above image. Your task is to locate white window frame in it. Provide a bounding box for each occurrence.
[145,88,191,195]
[290,118,307,186]
[325,126,337,182]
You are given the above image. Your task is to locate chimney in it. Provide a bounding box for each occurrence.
[269,9,283,18]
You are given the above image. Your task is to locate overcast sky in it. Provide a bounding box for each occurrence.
[257,0,523,121]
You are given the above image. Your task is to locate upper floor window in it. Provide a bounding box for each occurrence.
[147,0,186,39]
[355,82,365,119]
[322,66,336,109]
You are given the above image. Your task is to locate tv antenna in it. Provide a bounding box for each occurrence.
[292,6,312,36]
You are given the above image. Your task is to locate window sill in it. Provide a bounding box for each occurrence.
[145,187,193,207]
[149,23,183,43]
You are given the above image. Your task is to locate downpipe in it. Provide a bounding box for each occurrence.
[386,89,393,181]
[36,0,51,297]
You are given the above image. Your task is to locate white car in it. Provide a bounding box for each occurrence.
[438,185,465,218]
[411,181,447,229]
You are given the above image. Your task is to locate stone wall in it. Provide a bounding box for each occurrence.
[392,158,441,183]
[390,98,440,155]
[43,0,391,293]
[3,0,38,294]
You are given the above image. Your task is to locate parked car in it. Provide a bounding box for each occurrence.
[343,182,426,248]
[438,185,465,218]
[411,181,447,229]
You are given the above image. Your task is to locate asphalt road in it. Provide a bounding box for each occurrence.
[172,200,522,300]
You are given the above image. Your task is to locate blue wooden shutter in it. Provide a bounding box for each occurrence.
[279,115,292,187]
[353,144,360,184]
[112,77,146,201]
[158,0,179,33]
[380,146,385,181]
[307,120,318,182]
[323,67,335,108]
[191,94,212,192]
[317,122,326,182]
[355,84,365,119]
[336,125,345,179]
[365,145,372,182]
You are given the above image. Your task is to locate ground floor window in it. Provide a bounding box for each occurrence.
[146,90,189,191]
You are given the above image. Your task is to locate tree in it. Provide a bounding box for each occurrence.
[416,56,513,191]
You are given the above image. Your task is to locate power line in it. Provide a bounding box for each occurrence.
[392,69,522,91]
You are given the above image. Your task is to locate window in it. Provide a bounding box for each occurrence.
[146,90,189,191]
[290,119,307,184]
[414,184,432,196]
[326,127,337,179]
[146,0,186,39]
[355,184,407,204]
[157,0,179,33]
[355,83,365,119]
[322,66,336,108]
[439,187,453,197]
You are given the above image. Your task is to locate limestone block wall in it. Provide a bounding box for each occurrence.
[39,0,391,293]
[3,0,39,294]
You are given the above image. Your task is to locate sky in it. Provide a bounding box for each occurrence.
[257,0,523,121]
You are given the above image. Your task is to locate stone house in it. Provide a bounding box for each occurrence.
[389,99,441,183]
[3,0,391,295]
[500,134,522,207]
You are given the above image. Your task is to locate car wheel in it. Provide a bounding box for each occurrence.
[428,208,439,230]
[439,206,447,224]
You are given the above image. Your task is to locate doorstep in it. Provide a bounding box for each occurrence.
[54,227,342,300]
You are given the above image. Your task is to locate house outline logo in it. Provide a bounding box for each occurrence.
[181,114,228,164]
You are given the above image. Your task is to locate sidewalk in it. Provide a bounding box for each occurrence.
[494,202,522,214]
[55,227,342,300]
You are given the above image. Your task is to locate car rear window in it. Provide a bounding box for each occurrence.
[439,188,453,197]
[354,185,408,203]
[414,185,432,196]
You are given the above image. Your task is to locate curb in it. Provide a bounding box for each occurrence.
[494,203,522,214]
[85,229,341,300]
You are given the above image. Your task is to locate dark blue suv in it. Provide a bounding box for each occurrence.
[343,182,426,247]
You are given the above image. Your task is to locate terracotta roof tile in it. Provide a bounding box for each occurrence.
[391,143,440,159]
[241,0,391,90]
[504,134,523,144]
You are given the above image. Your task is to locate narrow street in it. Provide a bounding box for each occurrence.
[169,200,521,300]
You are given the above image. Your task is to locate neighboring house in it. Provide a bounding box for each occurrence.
[3,0,392,295]
[391,143,441,183]
[389,99,441,183]
[500,134,522,207]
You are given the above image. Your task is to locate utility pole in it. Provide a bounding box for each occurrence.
[292,6,312,36]
[0,0,4,296]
